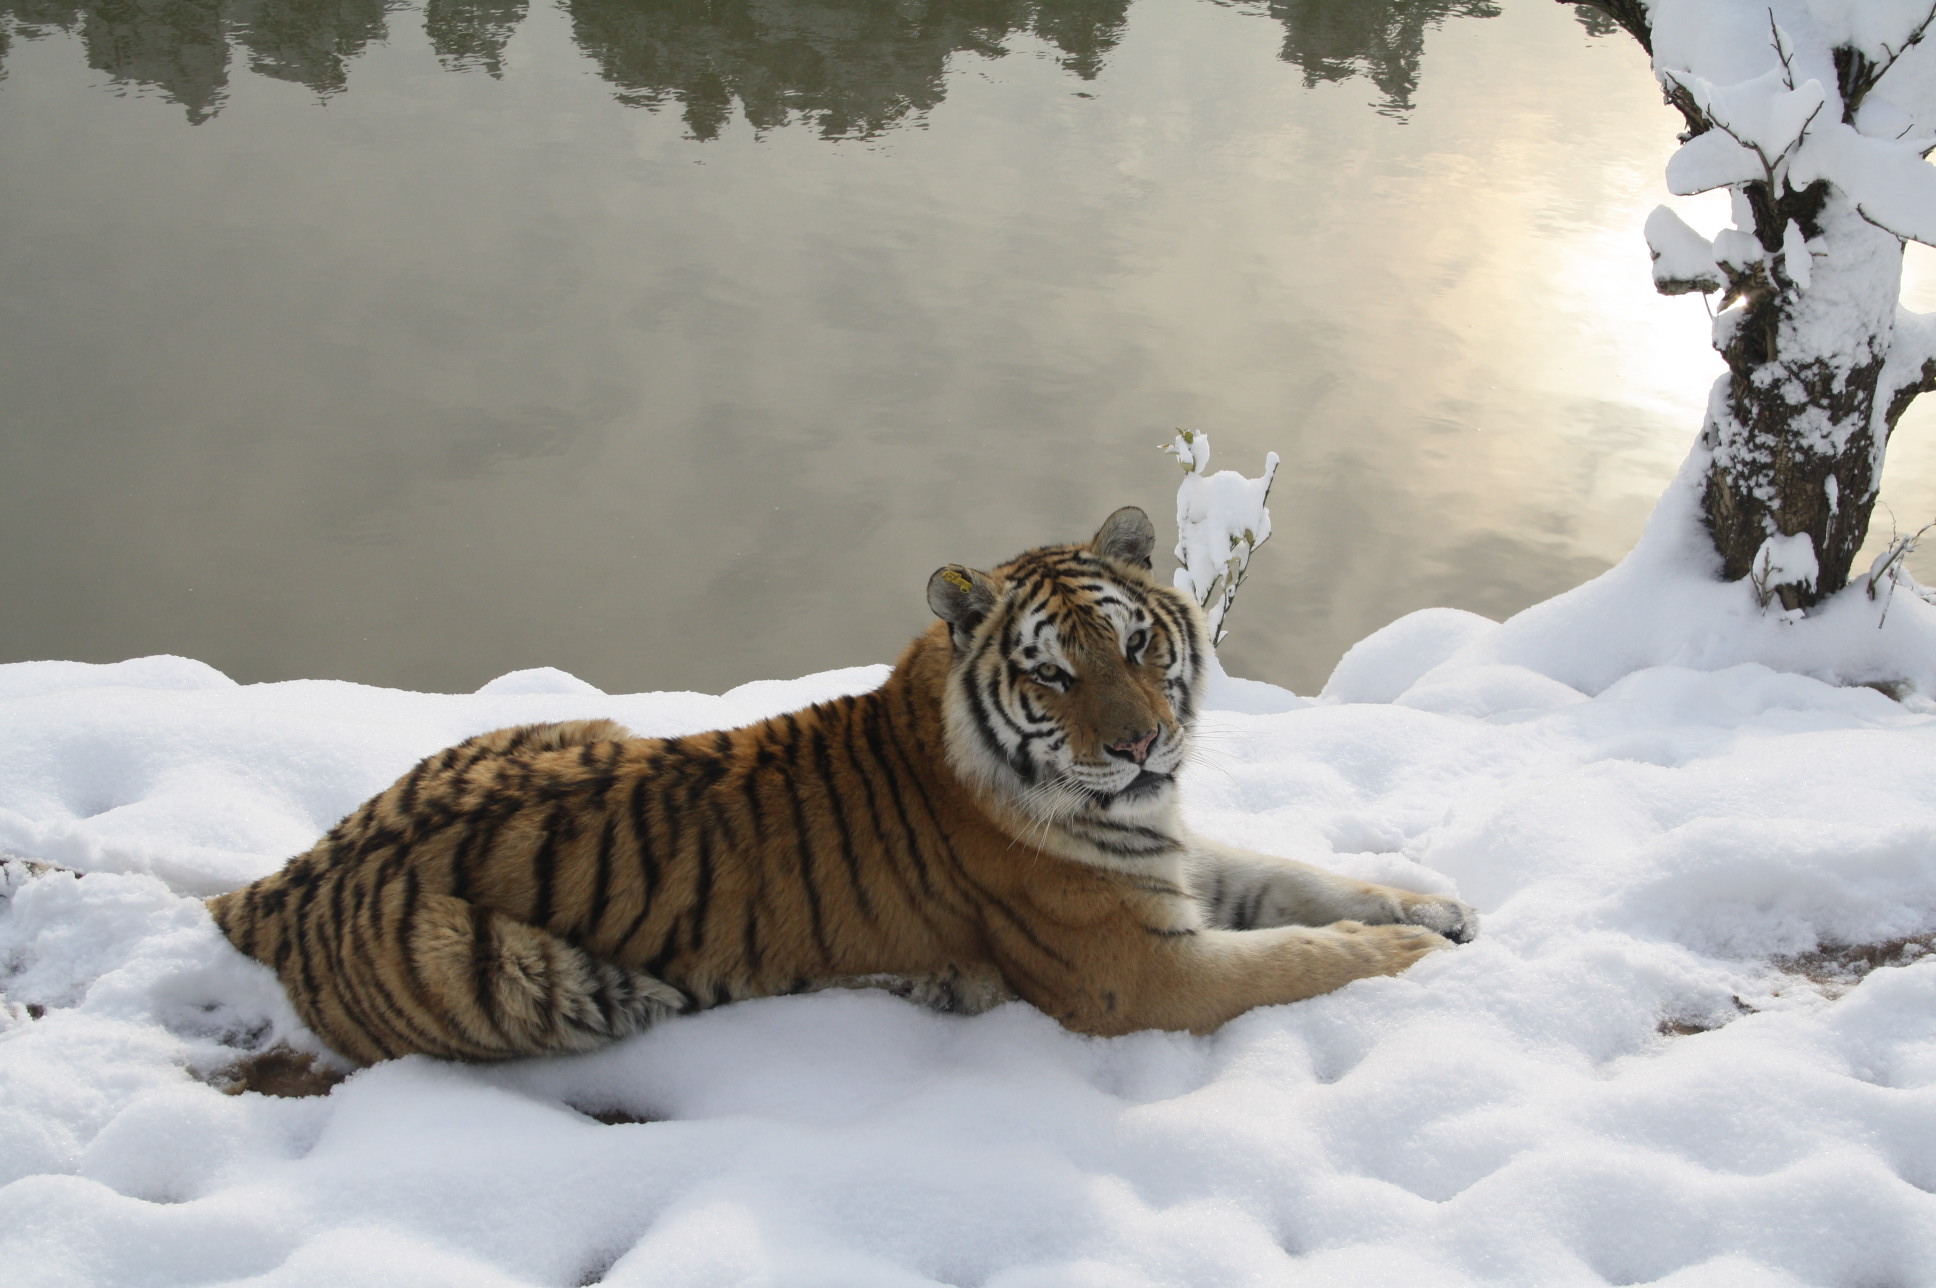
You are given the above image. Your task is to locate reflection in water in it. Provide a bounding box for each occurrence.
[0,0,391,121]
[1228,0,1501,117]
[0,0,1516,129]
[565,0,1128,140]
[425,0,525,78]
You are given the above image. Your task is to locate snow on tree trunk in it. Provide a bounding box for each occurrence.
[1165,430,1279,647]
[1575,0,1936,611]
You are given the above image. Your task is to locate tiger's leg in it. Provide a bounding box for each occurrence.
[222,878,689,1066]
[1013,917,1452,1039]
[819,968,1017,1016]
[1186,835,1478,943]
[384,894,688,1062]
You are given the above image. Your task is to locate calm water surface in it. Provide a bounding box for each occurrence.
[3,0,1933,695]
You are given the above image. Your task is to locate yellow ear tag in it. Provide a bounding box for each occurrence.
[942,568,975,594]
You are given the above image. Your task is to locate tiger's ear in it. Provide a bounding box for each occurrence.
[1091,506,1155,570]
[927,564,998,651]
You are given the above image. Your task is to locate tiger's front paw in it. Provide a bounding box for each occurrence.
[1395,894,1479,944]
[1333,920,1453,977]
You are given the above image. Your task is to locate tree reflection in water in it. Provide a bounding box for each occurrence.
[0,0,1522,130]
[1228,0,1501,117]
[564,0,1130,140]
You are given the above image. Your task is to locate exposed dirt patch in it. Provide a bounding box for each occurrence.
[1657,995,1756,1036]
[1774,935,1936,999]
[0,854,82,891]
[1658,937,1936,1037]
[207,1047,349,1098]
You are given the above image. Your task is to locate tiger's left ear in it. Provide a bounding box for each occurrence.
[1091,506,1155,570]
[927,564,999,652]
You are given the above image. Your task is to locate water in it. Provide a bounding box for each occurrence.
[3,0,1933,696]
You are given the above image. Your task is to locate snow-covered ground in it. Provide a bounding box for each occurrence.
[6,470,1936,1286]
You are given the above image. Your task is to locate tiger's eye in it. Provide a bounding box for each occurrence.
[1033,662,1066,684]
[1126,630,1148,656]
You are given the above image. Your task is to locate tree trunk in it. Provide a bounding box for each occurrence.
[1700,180,1904,609]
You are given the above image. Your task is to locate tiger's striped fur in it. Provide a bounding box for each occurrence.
[208,508,1474,1065]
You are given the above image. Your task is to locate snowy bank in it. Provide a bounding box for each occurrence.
[1327,452,1936,704]
[5,547,1936,1284]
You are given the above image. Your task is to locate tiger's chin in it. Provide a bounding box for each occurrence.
[984,764,1179,835]
[1117,768,1173,800]
[1071,770,1181,827]
[1069,768,1174,809]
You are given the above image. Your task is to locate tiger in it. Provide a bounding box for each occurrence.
[207,507,1475,1066]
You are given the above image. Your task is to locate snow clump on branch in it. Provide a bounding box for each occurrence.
[1165,430,1279,649]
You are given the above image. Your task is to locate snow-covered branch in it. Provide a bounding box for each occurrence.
[1884,309,1936,426]
[1833,3,1936,120]
[1165,430,1278,648]
[1644,204,1723,294]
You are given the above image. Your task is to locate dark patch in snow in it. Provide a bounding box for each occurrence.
[572,1104,659,1126]
[1775,935,1936,999]
[574,1245,627,1286]
[1658,995,1756,1036]
[1,854,82,898]
[158,998,272,1048]
[208,1046,348,1098]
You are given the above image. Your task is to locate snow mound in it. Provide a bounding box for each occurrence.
[1332,456,1936,706]
[4,633,1936,1284]
[1320,607,1500,704]
[474,667,607,696]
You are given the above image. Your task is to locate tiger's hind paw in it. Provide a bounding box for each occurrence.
[562,961,689,1047]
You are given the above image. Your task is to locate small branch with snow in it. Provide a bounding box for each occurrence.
[1644,205,1722,295]
[1866,517,1936,627]
[1834,3,1936,120]
[1165,430,1279,648]
[1854,201,1936,250]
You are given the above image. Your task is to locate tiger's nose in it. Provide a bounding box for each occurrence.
[1106,730,1158,765]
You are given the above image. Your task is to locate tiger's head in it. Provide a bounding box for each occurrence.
[926,507,1209,857]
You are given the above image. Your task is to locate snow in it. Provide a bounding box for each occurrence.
[1891,306,1936,393]
[1781,219,1814,290]
[7,474,1936,1284]
[1643,205,1722,294]
[1795,124,1936,250]
[1755,530,1821,595]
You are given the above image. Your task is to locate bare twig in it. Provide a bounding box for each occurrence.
[1769,10,1796,90]
[1865,515,1936,627]
[1750,545,1777,608]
